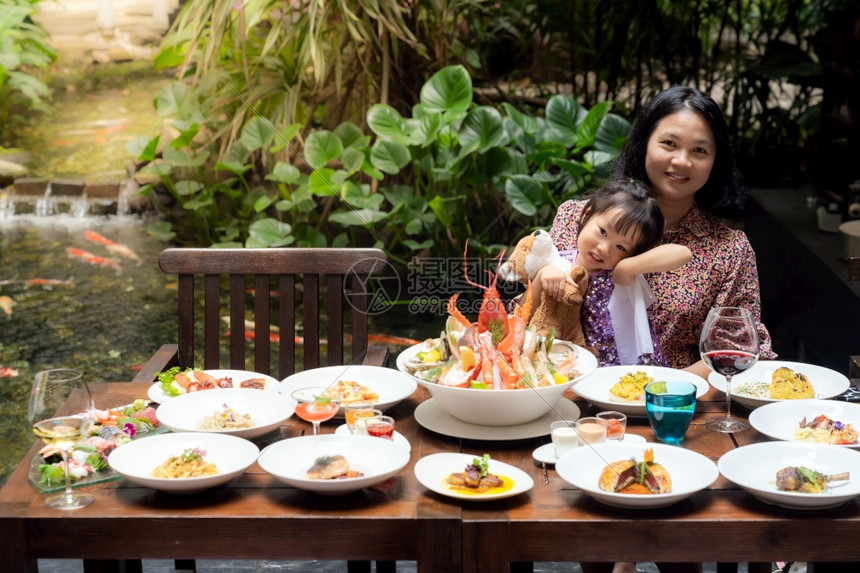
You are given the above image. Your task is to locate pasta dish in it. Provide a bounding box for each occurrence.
[197,403,254,431]
[152,448,218,478]
[321,380,379,404]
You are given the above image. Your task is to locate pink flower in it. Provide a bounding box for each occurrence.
[122,422,137,437]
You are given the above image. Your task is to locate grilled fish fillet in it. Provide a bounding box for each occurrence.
[307,455,350,480]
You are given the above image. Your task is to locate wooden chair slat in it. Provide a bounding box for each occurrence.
[229,275,245,370]
[280,274,296,376]
[203,275,221,370]
[327,274,344,366]
[177,274,194,368]
[304,274,320,370]
[350,272,369,362]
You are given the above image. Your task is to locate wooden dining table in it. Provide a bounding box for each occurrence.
[2,377,860,572]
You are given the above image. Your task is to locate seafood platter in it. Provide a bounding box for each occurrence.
[147,368,281,403]
[397,277,597,427]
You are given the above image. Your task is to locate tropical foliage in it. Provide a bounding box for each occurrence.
[0,0,55,144]
[130,65,630,262]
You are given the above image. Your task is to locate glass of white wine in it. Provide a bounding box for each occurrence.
[28,369,95,509]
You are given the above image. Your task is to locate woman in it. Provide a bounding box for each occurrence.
[549,85,776,380]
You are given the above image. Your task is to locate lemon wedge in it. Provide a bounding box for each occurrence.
[421,349,441,363]
[552,371,569,385]
[459,346,477,371]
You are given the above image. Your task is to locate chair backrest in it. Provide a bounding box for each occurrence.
[158,247,389,378]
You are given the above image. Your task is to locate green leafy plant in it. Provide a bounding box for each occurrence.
[0,0,55,144]
[132,65,629,264]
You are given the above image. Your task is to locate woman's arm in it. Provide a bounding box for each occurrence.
[612,244,692,286]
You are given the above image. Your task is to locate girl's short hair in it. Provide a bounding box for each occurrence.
[579,179,664,256]
[612,85,746,213]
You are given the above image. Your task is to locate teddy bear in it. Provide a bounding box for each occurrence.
[497,230,589,349]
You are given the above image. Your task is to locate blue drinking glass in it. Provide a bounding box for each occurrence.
[645,381,697,445]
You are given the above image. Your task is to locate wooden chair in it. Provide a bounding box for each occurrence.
[127,247,393,573]
[132,247,391,382]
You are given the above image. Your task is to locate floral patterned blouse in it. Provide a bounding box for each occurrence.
[549,199,776,369]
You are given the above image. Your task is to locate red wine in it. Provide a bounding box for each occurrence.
[703,350,758,377]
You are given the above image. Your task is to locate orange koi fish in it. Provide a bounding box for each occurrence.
[0,366,19,378]
[0,295,14,316]
[66,247,123,271]
[84,230,116,246]
[23,277,75,287]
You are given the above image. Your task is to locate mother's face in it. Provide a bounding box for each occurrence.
[644,109,715,204]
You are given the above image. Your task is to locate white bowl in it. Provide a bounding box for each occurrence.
[107,432,259,494]
[718,441,860,509]
[749,400,860,448]
[279,365,417,416]
[708,360,850,410]
[573,365,710,418]
[147,369,280,403]
[156,388,296,439]
[396,340,598,426]
[257,434,410,495]
[555,441,719,509]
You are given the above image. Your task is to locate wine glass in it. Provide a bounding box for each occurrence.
[699,307,760,433]
[291,387,340,435]
[28,369,95,509]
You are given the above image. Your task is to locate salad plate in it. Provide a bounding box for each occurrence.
[572,365,710,417]
[414,397,580,441]
[708,360,850,410]
[29,399,166,493]
[748,400,860,448]
[556,441,719,509]
[279,365,417,417]
[147,369,280,403]
[718,441,860,509]
[414,452,533,501]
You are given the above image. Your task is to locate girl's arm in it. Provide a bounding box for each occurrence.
[612,244,692,286]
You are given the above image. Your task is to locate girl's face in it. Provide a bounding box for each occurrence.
[644,109,715,204]
[576,207,639,273]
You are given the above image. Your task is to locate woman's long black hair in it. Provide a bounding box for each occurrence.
[612,86,747,214]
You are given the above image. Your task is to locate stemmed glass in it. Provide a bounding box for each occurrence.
[28,369,95,509]
[699,307,760,433]
[291,386,340,435]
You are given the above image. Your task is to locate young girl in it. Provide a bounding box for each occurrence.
[532,179,691,366]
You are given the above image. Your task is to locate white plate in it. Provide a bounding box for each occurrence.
[257,434,410,495]
[532,435,646,465]
[572,365,710,418]
[155,388,296,440]
[334,423,411,452]
[718,441,860,509]
[107,432,259,494]
[555,441,719,509]
[147,369,280,403]
[414,452,534,501]
[708,360,850,410]
[397,340,598,426]
[279,365,417,417]
[749,400,860,448]
[414,397,580,441]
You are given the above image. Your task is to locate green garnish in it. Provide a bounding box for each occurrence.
[313,394,333,405]
[473,453,491,477]
[180,448,205,463]
[796,466,825,492]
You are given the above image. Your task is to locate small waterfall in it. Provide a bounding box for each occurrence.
[34,183,55,217]
[0,189,14,218]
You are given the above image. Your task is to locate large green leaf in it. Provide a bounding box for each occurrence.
[328,208,388,226]
[595,113,633,152]
[304,130,344,169]
[504,174,543,216]
[246,218,294,248]
[126,135,159,162]
[266,162,301,183]
[502,103,539,135]
[240,116,276,151]
[370,140,411,174]
[573,102,611,150]
[269,123,302,153]
[366,104,412,145]
[420,65,472,115]
[545,95,587,144]
[334,122,369,149]
[309,168,348,196]
[459,106,506,153]
[428,196,454,226]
